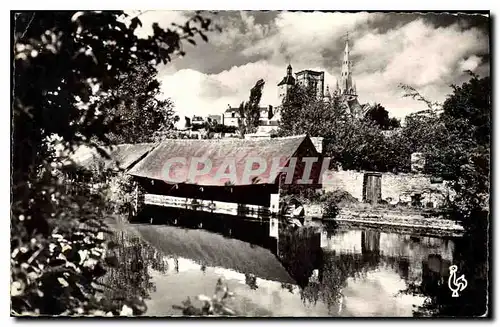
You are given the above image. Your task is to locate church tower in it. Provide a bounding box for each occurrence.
[338,36,357,97]
[277,64,296,103]
[335,34,365,118]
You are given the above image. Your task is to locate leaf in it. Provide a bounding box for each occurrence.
[187,39,196,46]
[105,255,119,268]
[199,32,208,42]
[130,17,142,30]
[10,281,25,296]
[58,277,69,287]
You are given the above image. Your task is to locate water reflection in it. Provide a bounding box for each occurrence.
[99,230,169,313]
[107,209,486,317]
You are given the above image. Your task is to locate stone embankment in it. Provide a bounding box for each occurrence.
[303,204,464,237]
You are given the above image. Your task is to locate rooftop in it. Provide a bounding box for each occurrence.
[127,135,315,186]
[277,75,295,86]
[295,70,324,76]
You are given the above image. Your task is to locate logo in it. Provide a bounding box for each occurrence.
[448,265,467,297]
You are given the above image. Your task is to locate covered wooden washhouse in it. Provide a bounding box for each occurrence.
[127,135,323,217]
[69,143,155,174]
[65,143,156,186]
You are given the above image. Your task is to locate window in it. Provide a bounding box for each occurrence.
[231,112,235,118]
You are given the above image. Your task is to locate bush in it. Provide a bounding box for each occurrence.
[106,173,136,215]
[314,190,358,218]
[319,190,358,207]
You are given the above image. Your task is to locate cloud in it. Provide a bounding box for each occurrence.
[241,12,384,66]
[343,269,426,317]
[124,10,190,39]
[158,61,285,117]
[459,55,483,72]
[157,12,490,119]
[211,12,273,50]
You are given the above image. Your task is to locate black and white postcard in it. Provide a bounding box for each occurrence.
[11,10,491,318]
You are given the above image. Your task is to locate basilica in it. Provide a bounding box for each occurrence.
[220,38,371,136]
[276,37,370,118]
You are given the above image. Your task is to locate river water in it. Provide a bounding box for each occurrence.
[104,210,488,317]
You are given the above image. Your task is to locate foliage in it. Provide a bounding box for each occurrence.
[279,83,340,137]
[208,124,238,134]
[12,10,218,315]
[280,74,490,221]
[238,79,265,136]
[11,166,116,315]
[400,74,491,225]
[172,278,237,316]
[438,75,490,220]
[106,173,136,215]
[279,84,405,172]
[320,190,359,207]
[363,103,400,130]
[99,230,169,316]
[104,63,176,144]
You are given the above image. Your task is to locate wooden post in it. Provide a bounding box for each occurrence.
[134,183,138,216]
[270,193,280,215]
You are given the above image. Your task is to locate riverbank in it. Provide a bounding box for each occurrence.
[303,204,464,237]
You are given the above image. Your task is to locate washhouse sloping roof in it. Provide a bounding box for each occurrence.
[127,135,316,186]
[70,143,156,171]
[134,223,296,284]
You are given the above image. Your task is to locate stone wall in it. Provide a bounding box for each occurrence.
[322,169,454,208]
[322,169,364,201]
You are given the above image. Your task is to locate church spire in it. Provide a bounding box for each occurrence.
[340,33,356,96]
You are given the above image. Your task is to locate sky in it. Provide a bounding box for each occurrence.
[132,11,490,119]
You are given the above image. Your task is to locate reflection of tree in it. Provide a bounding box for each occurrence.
[100,231,168,305]
[301,253,365,314]
[245,273,258,290]
[278,226,322,288]
[403,218,489,317]
[299,231,382,315]
[281,283,294,294]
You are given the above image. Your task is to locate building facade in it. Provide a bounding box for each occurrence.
[296,70,325,99]
[277,64,296,103]
[222,106,241,127]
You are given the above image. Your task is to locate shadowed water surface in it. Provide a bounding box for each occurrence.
[105,211,487,317]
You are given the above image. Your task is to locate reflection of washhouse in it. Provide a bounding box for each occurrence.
[134,207,325,289]
[135,206,279,252]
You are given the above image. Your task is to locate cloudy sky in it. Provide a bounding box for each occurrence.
[133,11,489,119]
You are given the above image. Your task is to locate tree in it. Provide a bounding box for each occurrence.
[439,74,490,219]
[400,73,491,225]
[238,79,265,136]
[364,103,400,130]
[12,10,218,315]
[279,85,397,172]
[104,63,176,144]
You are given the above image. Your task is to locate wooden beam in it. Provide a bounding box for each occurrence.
[143,193,273,220]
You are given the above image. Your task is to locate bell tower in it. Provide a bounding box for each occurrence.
[277,63,296,103]
[339,33,357,97]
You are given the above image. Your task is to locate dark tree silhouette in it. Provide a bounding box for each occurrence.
[364,103,400,130]
[11,10,219,315]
